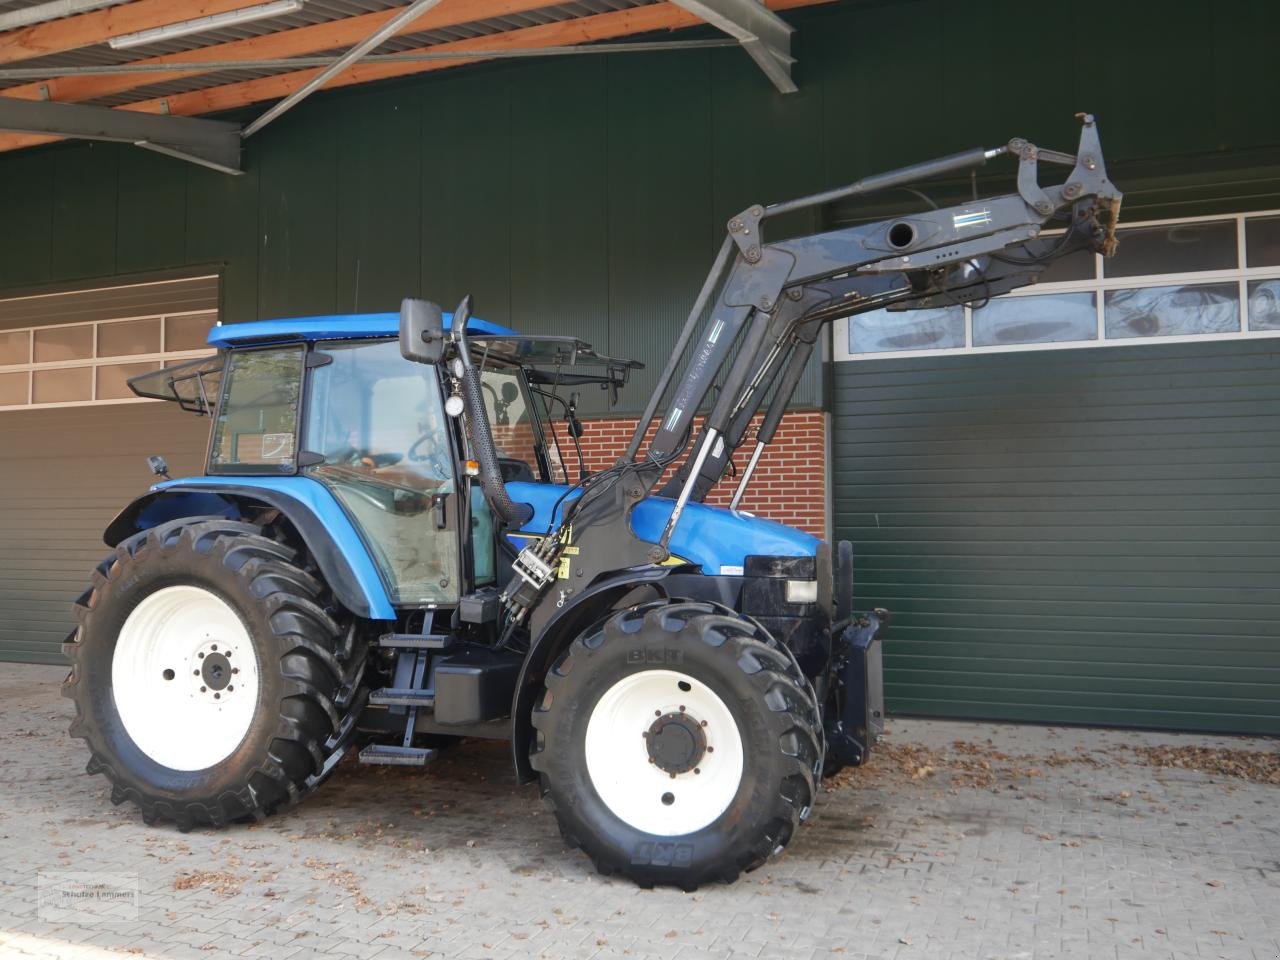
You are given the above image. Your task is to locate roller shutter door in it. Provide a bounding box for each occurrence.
[0,278,216,663]
[832,339,1280,735]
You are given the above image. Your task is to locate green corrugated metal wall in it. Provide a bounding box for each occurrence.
[3,0,1280,723]
[833,339,1280,734]
[4,0,1280,412]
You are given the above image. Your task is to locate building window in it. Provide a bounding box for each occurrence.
[838,209,1280,360]
[0,310,216,410]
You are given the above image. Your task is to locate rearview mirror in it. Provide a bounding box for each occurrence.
[399,298,445,364]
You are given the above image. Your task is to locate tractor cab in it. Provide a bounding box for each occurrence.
[124,310,639,616]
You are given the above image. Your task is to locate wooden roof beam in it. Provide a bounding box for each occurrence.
[0,0,833,155]
[0,0,557,106]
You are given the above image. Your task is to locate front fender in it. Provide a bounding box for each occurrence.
[509,565,679,783]
[104,477,396,620]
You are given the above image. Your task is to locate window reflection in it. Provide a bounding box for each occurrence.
[972,292,1097,347]
[1104,283,1239,339]
[1245,216,1280,268]
[1248,280,1280,331]
[1037,247,1096,284]
[1104,220,1236,278]
[849,305,964,353]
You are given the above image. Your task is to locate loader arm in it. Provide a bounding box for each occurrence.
[507,114,1121,635]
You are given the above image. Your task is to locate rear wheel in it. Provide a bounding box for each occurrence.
[530,600,820,889]
[63,517,366,829]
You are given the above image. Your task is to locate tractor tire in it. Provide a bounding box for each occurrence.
[530,600,821,889]
[63,517,367,829]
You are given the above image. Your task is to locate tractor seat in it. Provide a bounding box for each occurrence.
[498,458,535,484]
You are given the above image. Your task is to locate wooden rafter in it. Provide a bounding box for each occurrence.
[0,0,257,65]
[0,0,830,155]
[0,0,557,105]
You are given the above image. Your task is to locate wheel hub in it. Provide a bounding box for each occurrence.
[112,585,258,770]
[645,710,707,775]
[200,651,233,692]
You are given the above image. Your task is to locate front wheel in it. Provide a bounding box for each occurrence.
[530,601,820,889]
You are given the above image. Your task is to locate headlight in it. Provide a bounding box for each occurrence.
[785,579,818,604]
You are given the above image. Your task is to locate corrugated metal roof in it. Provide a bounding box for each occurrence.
[0,0,665,104]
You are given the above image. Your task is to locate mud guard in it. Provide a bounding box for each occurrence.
[103,483,394,621]
[510,565,685,783]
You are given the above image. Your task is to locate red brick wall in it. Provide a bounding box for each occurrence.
[562,411,828,538]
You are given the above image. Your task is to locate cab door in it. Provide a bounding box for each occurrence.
[302,339,461,607]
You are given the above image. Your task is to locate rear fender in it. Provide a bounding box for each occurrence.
[103,479,395,621]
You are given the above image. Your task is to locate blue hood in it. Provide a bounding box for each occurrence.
[505,481,819,574]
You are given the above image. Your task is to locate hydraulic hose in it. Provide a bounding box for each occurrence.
[453,298,534,528]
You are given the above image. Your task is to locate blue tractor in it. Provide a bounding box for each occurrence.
[65,117,1121,888]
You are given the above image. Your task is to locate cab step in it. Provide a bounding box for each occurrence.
[378,632,452,650]
[368,688,436,708]
[357,744,438,766]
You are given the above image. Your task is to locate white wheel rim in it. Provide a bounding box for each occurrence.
[111,585,260,771]
[584,669,744,837]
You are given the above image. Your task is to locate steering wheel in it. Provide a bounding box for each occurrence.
[408,432,452,477]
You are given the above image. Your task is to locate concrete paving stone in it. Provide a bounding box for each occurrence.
[2,663,1279,960]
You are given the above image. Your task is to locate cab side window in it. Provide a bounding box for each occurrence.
[208,346,304,474]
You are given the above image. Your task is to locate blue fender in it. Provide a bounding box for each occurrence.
[105,476,396,621]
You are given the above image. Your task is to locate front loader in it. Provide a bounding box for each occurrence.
[65,115,1121,888]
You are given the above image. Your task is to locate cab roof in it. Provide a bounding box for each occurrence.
[206,312,515,349]
[205,312,641,370]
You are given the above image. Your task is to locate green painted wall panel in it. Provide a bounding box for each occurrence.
[50,142,118,282]
[184,146,260,324]
[507,58,610,336]
[334,88,422,313]
[115,150,187,277]
[256,106,338,319]
[0,0,1279,412]
[831,339,1280,734]
[419,70,513,324]
[0,151,53,287]
[606,52,716,410]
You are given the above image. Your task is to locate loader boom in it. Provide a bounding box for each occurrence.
[506,114,1121,632]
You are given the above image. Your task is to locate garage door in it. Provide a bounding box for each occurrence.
[831,210,1280,735]
[0,278,218,663]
